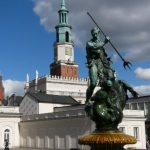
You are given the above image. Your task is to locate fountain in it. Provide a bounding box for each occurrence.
[78,13,138,150]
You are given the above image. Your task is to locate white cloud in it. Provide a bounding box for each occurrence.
[33,0,150,62]
[112,53,119,62]
[134,67,150,80]
[125,44,150,62]
[134,85,150,96]
[3,79,25,97]
[33,0,57,32]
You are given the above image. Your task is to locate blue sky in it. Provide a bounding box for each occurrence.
[0,0,54,81]
[0,0,150,96]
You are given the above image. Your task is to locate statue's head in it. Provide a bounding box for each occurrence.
[91,27,100,38]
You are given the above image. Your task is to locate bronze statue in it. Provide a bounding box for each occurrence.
[79,13,137,150]
[85,27,138,132]
[86,27,110,102]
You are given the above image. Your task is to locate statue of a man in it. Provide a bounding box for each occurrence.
[86,27,110,102]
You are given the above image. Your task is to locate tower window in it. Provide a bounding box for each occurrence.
[61,14,63,23]
[64,13,67,23]
[56,32,59,42]
[65,31,69,42]
[59,14,61,23]
[62,13,64,23]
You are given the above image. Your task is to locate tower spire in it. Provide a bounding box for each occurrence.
[61,0,66,10]
[50,0,78,79]
[24,73,29,93]
[58,0,69,25]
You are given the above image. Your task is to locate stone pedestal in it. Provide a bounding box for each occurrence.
[79,132,136,150]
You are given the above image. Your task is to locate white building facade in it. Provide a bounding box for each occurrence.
[25,75,88,104]
[20,107,146,150]
[0,104,147,149]
[0,106,21,149]
[0,0,147,149]
[126,95,150,141]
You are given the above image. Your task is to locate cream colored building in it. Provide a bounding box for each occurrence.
[20,105,146,150]
[0,106,21,149]
[0,96,147,149]
[126,95,150,141]
[25,75,88,104]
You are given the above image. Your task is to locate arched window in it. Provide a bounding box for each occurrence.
[4,129,10,142]
[65,31,69,42]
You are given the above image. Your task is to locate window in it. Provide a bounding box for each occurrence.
[56,32,59,42]
[65,31,69,42]
[146,127,150,141]
[119,127,125,133]
[131,103,138,110]
[145,102,150,115]
[133,127,139,140]
[4,129,10,142]
[138,103,144,110]
[125,104,129,109]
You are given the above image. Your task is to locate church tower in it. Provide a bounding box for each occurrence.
[50,0,78,78]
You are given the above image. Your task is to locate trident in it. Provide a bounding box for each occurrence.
[87,12,132,70]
